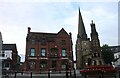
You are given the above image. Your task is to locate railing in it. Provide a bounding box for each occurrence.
[2,69,77,78]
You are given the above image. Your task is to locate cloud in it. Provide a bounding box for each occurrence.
[0,0,119,3]
[0,2,118,61]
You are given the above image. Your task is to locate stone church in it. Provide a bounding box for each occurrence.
[76,9,105,69]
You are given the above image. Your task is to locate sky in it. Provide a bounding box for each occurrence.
[0,1,119,62]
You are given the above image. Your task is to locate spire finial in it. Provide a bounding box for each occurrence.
[91,20,93,24]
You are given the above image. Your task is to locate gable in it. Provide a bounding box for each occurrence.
[57,28,69,38]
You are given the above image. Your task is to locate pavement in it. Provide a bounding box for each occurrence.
[1,70,119,78]
[2,73,119,78]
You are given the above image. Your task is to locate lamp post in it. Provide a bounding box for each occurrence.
[66,64,68,78]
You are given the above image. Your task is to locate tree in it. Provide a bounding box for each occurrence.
[101,44,114,65]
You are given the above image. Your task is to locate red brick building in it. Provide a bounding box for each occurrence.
[24,27,73,71]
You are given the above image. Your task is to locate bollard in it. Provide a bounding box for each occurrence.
[66,70,68,78]
[21,71,23,75]
[59,70,61,73]
[14,72,16,78]
[66,64,69,78]
[48,69,50,78]
[70,69,72,78]
[73,68,76,78]
[98,71,102,78]
[84,73,87,78]
[40,69,41,74]
[30,71,32,78]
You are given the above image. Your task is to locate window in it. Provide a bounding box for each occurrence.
[98,53,100,57]
[61,64,66,69]
[30,48,35,56]
[5,62,10,67]
[94,53,96,57]
[61,40,66,45]
[41,38,46,45]
[2,52,5,57]
[31,40,35,44]
[40,61,47,68]
[93,60,97,65]
[41,48,46,56]
[29,61,35,69]
[62,49,66,56]
[87,58,91,66]
[99,61,102,65]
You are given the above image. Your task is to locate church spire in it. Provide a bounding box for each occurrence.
[78,8,87,40]
[90,20,98,37]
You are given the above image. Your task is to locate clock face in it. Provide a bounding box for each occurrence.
[84,42,86,45]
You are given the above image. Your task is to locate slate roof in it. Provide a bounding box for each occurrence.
[2,44,17,52]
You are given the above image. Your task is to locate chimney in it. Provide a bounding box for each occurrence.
[28,27,31,33]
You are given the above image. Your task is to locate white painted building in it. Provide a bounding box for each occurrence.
[113,52,120,67]
[0,32,3,78]
[0,32,2,57]
[109,45,120,67]
[2,50,12,60]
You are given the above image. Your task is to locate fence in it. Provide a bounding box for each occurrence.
[2,68,77,78]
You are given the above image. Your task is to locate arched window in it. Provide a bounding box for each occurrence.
[93,60,97,65]
[99,60,102,65]
[87,58,91,66]
[98,53,100,57]
[94,53,96,57]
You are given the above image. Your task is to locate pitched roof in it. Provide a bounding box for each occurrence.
[2,44,17,51]
[57,28,68,35]
[28,28,69,38]
[30,32,57,37]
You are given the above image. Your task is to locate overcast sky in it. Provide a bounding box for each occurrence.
[0,1,118,62]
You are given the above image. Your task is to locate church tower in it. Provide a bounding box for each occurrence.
[76,8,91,69]
[90,21,104,65]
[76,9,105,69]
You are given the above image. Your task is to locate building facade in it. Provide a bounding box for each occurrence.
[0,32,2,58]
[2,44,20,71]
[109,45,120,67]
[76,9,105,69]
[0,32,3,77]
[24,27,73,71]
